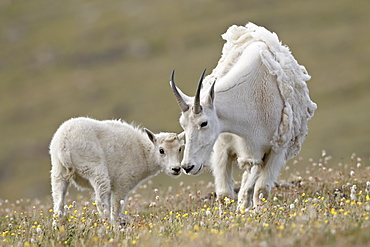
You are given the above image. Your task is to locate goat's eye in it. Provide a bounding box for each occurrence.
[200,121,208,128]
[159,148,165,154]
[179,147,182,152]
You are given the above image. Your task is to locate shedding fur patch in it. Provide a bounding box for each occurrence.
[204,22,317,159]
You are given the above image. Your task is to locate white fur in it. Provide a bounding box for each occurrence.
[171,23,316,210]
[50,117,183,222]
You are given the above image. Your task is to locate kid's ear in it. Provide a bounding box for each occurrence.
[144,128,156,143]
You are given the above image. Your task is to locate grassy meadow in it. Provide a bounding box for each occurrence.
[1,153,369,246]
[0,0,369,200]
[0,0,370,245]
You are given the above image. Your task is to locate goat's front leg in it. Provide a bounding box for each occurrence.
[89,168,111,220]
[211,146,234,201]
[237,165,261,211]
[110,188,131,224]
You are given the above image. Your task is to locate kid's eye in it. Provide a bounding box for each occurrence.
[200,121,208,128]
[159,148,165,154]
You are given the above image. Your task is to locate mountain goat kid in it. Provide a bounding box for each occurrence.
[50,117,183,222]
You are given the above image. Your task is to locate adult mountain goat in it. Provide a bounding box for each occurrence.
[170,23,317,210]
[50,117,183,222]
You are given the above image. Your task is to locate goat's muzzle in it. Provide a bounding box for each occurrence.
[182,165,195,174]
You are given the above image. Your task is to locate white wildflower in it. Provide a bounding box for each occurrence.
[224,197,231,204]
[350,185,357,201]
[259,193,264,200]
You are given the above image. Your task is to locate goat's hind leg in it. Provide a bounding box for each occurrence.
[51,176,69,217]
[253,150,286,207]
[51,161,71,217]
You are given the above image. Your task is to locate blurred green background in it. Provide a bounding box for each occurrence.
[1,0,369,201]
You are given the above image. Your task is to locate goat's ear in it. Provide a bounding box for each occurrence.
[178,131,185,143]
[144,128,156,143]
[205,78,216,106]
[178,131,185,141]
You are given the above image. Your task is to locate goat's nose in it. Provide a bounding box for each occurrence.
[182,165,194,174]
[172,167,181,173]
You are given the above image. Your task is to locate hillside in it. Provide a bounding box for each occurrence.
[0,0,369,201]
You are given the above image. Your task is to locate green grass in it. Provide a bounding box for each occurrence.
[1,153,369,246]
[0,0,369,202]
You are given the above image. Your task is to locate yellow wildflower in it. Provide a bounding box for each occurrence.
[330,208,337,215]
